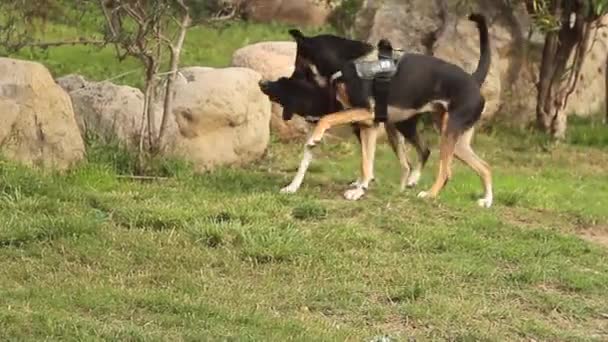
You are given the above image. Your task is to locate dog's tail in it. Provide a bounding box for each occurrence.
[468,13,490,86]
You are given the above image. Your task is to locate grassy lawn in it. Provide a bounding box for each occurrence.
[0,121,607,341]
[3,15,608,341]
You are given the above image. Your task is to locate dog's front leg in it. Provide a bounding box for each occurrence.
[344,125,378,200]
[306,109,374,147]
[280,142,314,194]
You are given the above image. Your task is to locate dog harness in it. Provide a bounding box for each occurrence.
[329,41,398,123]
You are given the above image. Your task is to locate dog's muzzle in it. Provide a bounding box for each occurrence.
[258,80,270,92]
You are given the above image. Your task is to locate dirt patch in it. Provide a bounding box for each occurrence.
[500,207,608,248]
[579,228,608,248]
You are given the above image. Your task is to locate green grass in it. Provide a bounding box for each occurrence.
[10,20,333,88]
[0,124,608,341]
[3,15,608,341]
[569,115,608,149]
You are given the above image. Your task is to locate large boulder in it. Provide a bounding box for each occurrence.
[564,16,608,117]
[244,0,333,27]
[0,58,84,170]
[433,18,505,120]
[164,67,271,172]
[361,0,439,54]
[232,41,295,81]
[355,0,608,124]
[355,0,506,120]
[57,74,163,148]
[231,41,310,140]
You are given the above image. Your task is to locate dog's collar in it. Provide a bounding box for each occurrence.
[330,71,343,83]
[328,48,404,84]
[304,116,320,123]
[328,49,384,83]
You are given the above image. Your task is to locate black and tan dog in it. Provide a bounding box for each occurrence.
[279,13,493,208]
[259,67,431,194]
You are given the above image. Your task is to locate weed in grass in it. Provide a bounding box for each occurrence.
[187,218,246,249]
[388,282,426,303]
[568,115,608,148]
[85,134,138,174]
[291,201,328,220]
[0,213,102,247]
[240,223,311,264]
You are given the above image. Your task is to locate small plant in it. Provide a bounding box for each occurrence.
[291,202,328,220]
[388,282,425,303]
[328,0,363,35]
[241,223,310,264]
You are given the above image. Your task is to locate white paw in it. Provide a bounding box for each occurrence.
[477,197,493,208]
[417,191,430,198]
[280,184,298,194]
[306,137,320,147]
[406,170,421,188]
[344,187,366,201]
[350,177,374,188]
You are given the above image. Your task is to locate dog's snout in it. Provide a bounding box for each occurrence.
[258,80,269,90]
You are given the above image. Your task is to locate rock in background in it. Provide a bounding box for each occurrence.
[563,15,608,118]
[0,58,85,170]
[58,66,272,172]
[244,0,336,27]
[353,0,608,124]
[57,74,165,149]
[231,41,310,140]
[165,67,272,172]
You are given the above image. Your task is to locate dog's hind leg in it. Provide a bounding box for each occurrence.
[418,112,457,199]
[344,125,378,200]
[385,122,412,191]
[395,118,431,188]
[454,127,493,208]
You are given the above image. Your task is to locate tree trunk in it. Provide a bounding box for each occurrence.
[138,59,157,164]
[535,0,590,140]
[158,13,191,152]
[536,30,559,132]
[605,54,608,124]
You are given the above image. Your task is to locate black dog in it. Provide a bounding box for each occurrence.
[285,13,493,207]
[259,68,430,194]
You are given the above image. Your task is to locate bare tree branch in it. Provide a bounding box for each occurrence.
[23,39,106,48]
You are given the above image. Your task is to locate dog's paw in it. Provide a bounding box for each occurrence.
[305,137,321,147]
[280,184,299,194]
[417,190,433,199]
[349,178,374,188]
[406,170,421,188]
[477,197,493,208]
[344,187,366,201]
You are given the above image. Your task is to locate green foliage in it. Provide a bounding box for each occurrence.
[186,0,240,24]
[329,0,364,34]
[0,0,99,53]
[525,0,608,33]
[10,20,293,88]
[1,123,608,340]
[291,201,328,220]
[567,115,608,148]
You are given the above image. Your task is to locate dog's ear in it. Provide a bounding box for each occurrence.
[288,29,305,41]
[282,108,294,121]
[378,39,393,50]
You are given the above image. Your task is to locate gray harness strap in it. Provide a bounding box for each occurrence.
[366,41,397,123]
[331,41,398,123]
